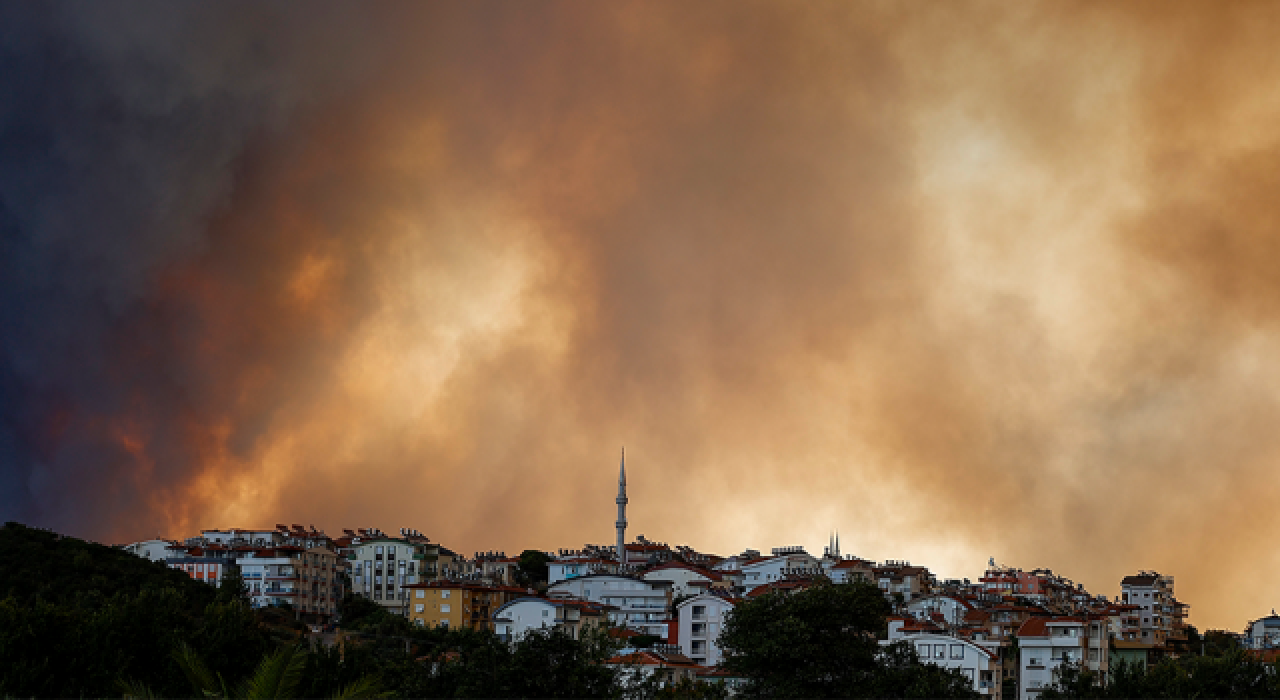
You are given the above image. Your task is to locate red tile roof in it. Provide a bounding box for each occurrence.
[606,651,698,667]
[1017,616,1083,637]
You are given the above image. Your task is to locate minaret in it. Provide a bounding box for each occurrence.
[616,448,628,565]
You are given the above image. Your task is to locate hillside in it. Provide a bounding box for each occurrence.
[0,521,216,609]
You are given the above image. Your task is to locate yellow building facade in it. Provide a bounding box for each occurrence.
[405,581,526,631]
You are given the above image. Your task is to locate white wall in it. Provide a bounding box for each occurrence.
[643,566,713,597]
[549,575,669,635]
[885,634,1001,698]
[494,598,559,641]
[677,594,736,667]
[125,539,180,561]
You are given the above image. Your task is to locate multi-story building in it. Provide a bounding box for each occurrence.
[906,594,977,628]
[346,530,434,616]
[1016,616,1108,699]
[237,544,344,621]
[825,557,876,584]
[606,646,702,688]
[404,581,525,631]
[492,597,613,642]
[739,547,824,591]
[548,573,671,637]
[676,593,739,667]
[548,553,620,585]
[474,552,521,585]
[874,561,935,602]
[642,562,723,597]
[980,565,1082,610]
[881,633,1003,698]
[1244,612,1280,650]
[168,554,230,585]
[1120,572,1188,651]
[123,539,181,562]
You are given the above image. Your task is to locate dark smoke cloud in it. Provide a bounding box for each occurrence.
[2,1,1279,629]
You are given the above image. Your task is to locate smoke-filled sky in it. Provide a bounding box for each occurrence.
[4,1,1280,629]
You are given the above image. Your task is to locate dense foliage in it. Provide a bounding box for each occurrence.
[516,549,551,586]
[0,522,275,697]
[719,581,977,698]
[0,523,625,698]
[1041,651,1280,699]
[0,521,217,608]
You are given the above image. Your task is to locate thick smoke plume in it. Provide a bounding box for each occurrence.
[2,1,1279,628]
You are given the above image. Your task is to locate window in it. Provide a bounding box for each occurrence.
[376,546,383,554]
[1089,649,1099,661]
[442,590,451,599]
[441,604,451,613]
[691,640,706,654]
[416,590,425,599]
[440,619,449,629]
[543,609,550,617]
[692,623,707,636]
[950,645,964,660]
[415,604,425,613]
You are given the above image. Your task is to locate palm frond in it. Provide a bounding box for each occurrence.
[329,674,388,699]
[117,677,158,699]
[239,644,307,699]
[172,641,220,697]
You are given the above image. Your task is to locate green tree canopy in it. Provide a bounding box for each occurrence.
[719,581,976,698]
[516,549,551,586]
[1041,651,1280,699]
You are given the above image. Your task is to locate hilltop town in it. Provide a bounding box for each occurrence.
[119,457,1280,700]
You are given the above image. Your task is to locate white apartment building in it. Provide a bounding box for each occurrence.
[881,633,1002,699]
[642,562,721,597]
[906,594,976,628]
[347,536,427,616]
[492,597,611,642]
[740,547,823,591]
[548,573,670,637]
[825,557,876,584]
[1245,612,1280,649]
[123,539,182,562]
[1017,617,1108,699]
[548,556,619,586]
[1120,572,1186,649]
[676,593,738,667]
[237,545,343,620]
